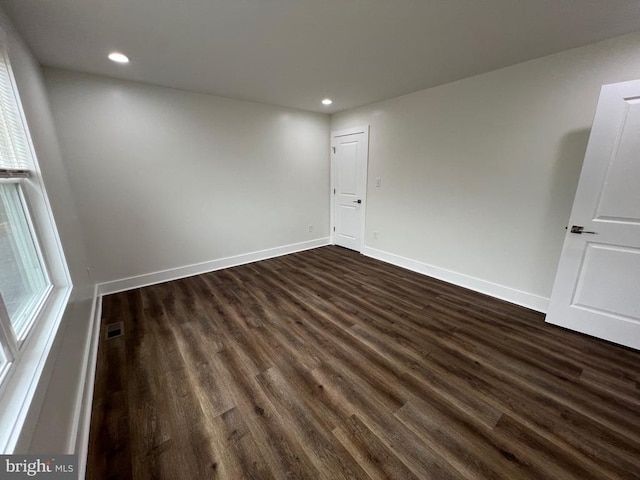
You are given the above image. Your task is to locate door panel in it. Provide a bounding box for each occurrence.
[595,99,640,221]
[337,205,358,240]
[332,127,369,252]
[546,80,640,350]
[339,142,358,195]
[573,243,640,319]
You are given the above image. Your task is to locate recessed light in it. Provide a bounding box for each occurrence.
[108,52,130,63]
[321,98,333,106]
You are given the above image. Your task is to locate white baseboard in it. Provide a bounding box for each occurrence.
[73,286,102,479]
[97,237,331,296]
[361,246,549,313]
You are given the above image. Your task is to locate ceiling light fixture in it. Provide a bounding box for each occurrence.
[108,52,130,63]
[321,98,333,106]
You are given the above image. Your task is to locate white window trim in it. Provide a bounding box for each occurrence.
[0,287,71,451]
[0,35,72,452]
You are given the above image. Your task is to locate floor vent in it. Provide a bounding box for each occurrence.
[106,321,124,340]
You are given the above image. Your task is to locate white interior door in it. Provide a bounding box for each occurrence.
[332,126,369,251]
[546,80,640,350]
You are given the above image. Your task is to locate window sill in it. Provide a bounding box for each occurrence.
[0,284,71,452]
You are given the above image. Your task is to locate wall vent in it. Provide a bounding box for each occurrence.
[106,321,123,340]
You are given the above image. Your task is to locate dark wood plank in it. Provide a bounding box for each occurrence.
[333,414,420,480]
[88,245,640,479]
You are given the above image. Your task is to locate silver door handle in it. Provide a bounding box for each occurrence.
[570,225,597,234]
[353,199,362,204]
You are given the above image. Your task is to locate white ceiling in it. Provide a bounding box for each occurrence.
[2,0,640,113]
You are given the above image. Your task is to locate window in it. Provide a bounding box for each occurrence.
[0,183,51,340]
[0,41,53,363]
[0,42,71,452]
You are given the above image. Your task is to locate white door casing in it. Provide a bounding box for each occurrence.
[331,126,369,251]
[546,80,640,350]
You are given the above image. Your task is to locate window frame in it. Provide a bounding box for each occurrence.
[0,37,72,453]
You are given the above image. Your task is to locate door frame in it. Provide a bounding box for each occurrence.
[330,125,370,251]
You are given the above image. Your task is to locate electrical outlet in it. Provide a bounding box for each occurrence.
[308,225,313,233]
[373,231,378,240]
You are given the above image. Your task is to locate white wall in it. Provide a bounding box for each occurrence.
[331,31,640,309]
[0,8,94,453]
[44,69,330,285]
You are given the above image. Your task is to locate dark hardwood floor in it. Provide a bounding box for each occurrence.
[87,246,640,479]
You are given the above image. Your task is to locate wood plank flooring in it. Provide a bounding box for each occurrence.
[87,246,640,479]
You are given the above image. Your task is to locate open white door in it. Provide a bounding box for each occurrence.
[331,126,369,252]
[546,80,640,350]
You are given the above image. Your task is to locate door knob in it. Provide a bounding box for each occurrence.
[570,225,597,234]
[352,199,362,204]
